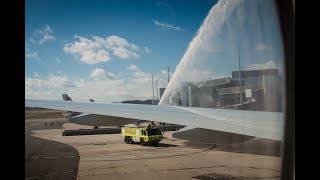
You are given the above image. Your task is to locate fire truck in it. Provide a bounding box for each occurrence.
[121,124,163,146]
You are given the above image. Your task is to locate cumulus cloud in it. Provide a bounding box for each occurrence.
[256,43,271,51]
[128,64,139,71]
[112,46,139,59]
[64,35,140,64]
[26,50,39,59]
[90,68,116,80]
[144,47,151,53]
[30,25,55,45]
[25,74,84,100]
[245,60,278,70]
[160,69,173,76]
[25,74,74,90]
[154,20,184,31]
[105,36,139,50]
[25,68,167,102]
[132,70,152,85]
[64,35,111,64]
[34,72,39,78]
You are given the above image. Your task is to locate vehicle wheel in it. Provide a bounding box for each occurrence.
[153,142,159,147]
[124,136,129,144]
[128,137,133,144]
[94,126,98,129]
[140,138,145,146]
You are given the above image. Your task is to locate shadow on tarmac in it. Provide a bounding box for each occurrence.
[25,135,80,179]
[182,138,282,156]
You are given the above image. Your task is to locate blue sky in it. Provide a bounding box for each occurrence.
[26,0,284,103]
[25,0,217,101]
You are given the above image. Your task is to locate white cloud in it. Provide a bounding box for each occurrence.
[106,36,139,59]
[244,60,277,70]
[105,36,139,51]
[144,47,151,53]
[25,74,76,100]
[64,35,140,64]
[108,72,116,78]
[160,69,173,76]
[132,70,152,85]
[256,43,271,51]
[128,64,139,71]
[90,68,106,79]
[112,46,139,59]
[25,74,74,89]
[25,68,165,102]
[26,50,39,59]
[154,20,184,31]
[30,25,55,45]
[34,72,39,78]
[64,35,111,64]
[48,74,74,88]
[90,68,116,80]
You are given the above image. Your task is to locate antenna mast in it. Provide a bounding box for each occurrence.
[238,46,242,108]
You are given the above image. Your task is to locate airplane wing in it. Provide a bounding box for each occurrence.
[25,99,284,141]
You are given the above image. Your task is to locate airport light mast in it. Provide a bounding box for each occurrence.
[152,74,154,105]
[238,45,242,109]
[156,79,158,100]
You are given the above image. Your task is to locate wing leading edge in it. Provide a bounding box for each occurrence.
[25,99,284,141]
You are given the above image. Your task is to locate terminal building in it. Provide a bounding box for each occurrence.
[172,69,283,112]
[159,88,166,99]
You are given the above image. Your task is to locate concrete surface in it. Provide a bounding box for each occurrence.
[31,123,281,180]
[25,109,79,180]
[26,109,282,180]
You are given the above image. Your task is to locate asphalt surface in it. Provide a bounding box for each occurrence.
[25,113,80,180]
[26,109,282,179]
[32,124,281,180]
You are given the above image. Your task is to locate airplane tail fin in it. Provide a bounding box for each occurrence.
[61,94,81,119]
[62,94,72,101]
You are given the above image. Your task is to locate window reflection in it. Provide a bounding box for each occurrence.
[159,0,285,113]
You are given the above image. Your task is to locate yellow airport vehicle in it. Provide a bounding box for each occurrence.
[121,124,163,146]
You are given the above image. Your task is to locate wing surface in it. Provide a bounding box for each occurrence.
[26,99,284,141]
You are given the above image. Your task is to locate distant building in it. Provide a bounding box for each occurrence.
[159,88,166,99]
[176,69,282,112]
[230,69,282,111]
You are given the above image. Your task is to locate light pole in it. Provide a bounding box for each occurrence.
[156,79,158,100]
[152,74,154,105]
[238,45,242,108]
